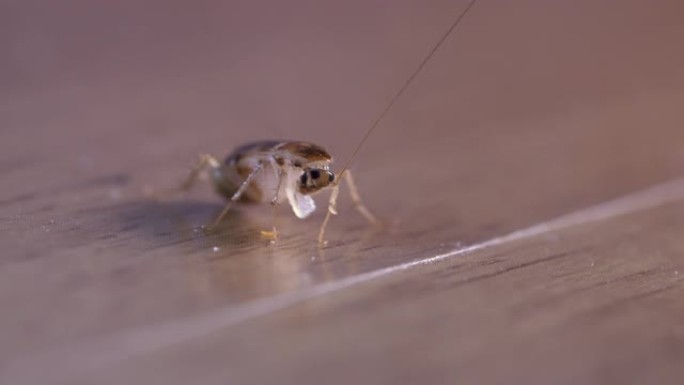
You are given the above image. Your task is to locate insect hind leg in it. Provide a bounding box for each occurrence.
[151,154,221,200]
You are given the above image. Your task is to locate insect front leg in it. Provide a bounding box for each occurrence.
[317,180,341,246]
[208,162,264,230]
[317,170,379,246]
[342,170,379,226]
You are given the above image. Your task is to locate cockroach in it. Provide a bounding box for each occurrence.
[163,0,478,245]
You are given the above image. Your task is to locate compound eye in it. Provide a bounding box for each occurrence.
[300,173,308,184]
[310,169,321,180]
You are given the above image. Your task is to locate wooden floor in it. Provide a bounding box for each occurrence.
[2,1,684,384]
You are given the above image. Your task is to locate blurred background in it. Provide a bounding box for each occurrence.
[2,0,684,383]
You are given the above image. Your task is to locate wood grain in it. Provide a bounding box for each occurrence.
[82,201,684,385]
[2,1,684,384]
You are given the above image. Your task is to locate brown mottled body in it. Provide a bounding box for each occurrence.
[168,140,376,243]
[159,0,478,245]
[216,140,333,205]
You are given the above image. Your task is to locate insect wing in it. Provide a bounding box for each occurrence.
[286,187,316,219]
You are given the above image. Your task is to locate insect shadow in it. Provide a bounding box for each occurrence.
[111,199,266,251]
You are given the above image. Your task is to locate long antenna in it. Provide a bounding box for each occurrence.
[337,0,479,178]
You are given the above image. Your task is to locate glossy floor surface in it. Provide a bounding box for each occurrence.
[2,1,684,384]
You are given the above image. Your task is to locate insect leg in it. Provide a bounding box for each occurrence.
[153,154,221,199]
[342,170,379,226]
[317,170,379,246]
[269,159,284,205]
[208,162,264,229]
[262,158,283,240]
[317,181,341,246]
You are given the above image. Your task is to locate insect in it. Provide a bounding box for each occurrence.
[170,140,378,244]
[161,0,478,246]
